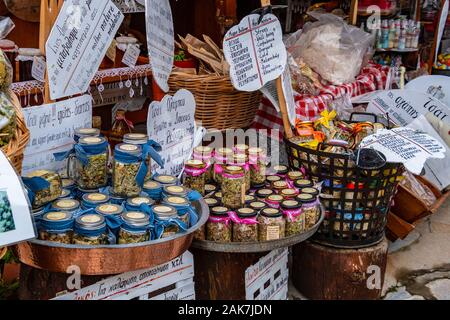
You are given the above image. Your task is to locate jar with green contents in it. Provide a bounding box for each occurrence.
[118,211,150,244]
[255,188,274,201]
[297,193,320,230]
[123,133,152,181]
[193,146,213,182]
[184,159,207,195]
[213,148,233,184]
[248,147,267,186]
[125,196,154,211]
[70,137,109,190]
[258,208,286,241]
[113,144,143,197]
[73,214,108,245]
[81,193,109,210]
[232,153,251,192]
[24,170,62,209]
[206,206,231,242]
[232,208,258,242]
[221,166,245,210]
[153,205,185,239]
[162,196,191,226]
[281,200,304,236]
[39,211,73,244]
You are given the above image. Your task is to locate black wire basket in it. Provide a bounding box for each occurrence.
[285,136,404,248]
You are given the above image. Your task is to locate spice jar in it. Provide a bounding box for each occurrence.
[300,187,319,197]
[213,148,233,184]
[204,184,218,196]
[265,194,284,209]
[39,211,73,244]
[273,165,289,178]
[214,192,223,202]
[248,201,267,213]
[70,136,108,190]
[205,197,219,208]
[232,153,251,192]
[330,122,354,147]
[280,188,299,200]
[113,144,143,197]
[206,206,231,242]
[73,214,108,245]
[256,188,274,201]
[294,179,313,190]
[108,188,127,206]
[245,194,256,205]
[163,185,189,198]
[115,36,139,67]
[125,196,154,211]
[184,159,207,195]
[52,199,81,218]
[287,171,304,184]
[118,211,151,244]
[153,175,178,187]
[195,197,218,240]
[162,196,191,226]
[353,122,375,148]
[96,203,124,217]
[153,205,184,239]
[16,48,42,81]
[123,133,152,180]
[297,193,320,230]
[81,193,110,210]
[58,189,72,200]
[249,147,267,186]
[221,166,245,210]
[231,208,258,242]
[25,170,62,208]
[282,200,304,236]
[258,208,286,241]
[143,180,163,201]
[272,180,289,193]
[266,175,281,188]
[193,146,213,182]
[73,128,100,143]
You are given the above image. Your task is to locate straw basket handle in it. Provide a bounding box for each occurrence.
[0,247,7,260]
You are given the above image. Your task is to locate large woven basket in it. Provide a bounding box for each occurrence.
[1,89,29,174]
[168,72,262,130]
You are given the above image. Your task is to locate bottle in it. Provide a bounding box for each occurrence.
[398,29,406,50]
[109,110,133,151]
[381,20,389,49]
[412,21,421,49]
[388,20,395,49]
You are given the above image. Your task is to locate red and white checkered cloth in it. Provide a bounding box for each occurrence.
[251,63,389,137]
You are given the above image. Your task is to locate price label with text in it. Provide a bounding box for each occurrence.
[122,44,140,67]
[32,57,46,82]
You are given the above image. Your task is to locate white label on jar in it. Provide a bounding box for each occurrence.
[266,226,280,241]
[32,56,46,82]
[122,44,140,67]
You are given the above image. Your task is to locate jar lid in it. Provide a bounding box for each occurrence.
[122,211,150,227]
[115,143,142,156]
[0,39,16,50]
[96,203,124,216]
[266,175,281,183]
[59,189,72,199]
[251,182,266,190]
[75,128,100,137]
[78,188,100,194]
[52,199,80,211]
[267,194,283,202]
[32,206,46,216]
[249,201,267,210]
[152,205,178,220]
[204,197,219,207]
[76,214,106,231]
[204,184,217,193]
[281,200,302,209]
[214,192,222,199]
[216,147,233,156]
[194,146,212,154]
[245,195,256,203]
[224,165,244,175]
[256,189,273,198]
[18,48,42,56]
[234,144,249,153]
[43,211,73,223]
[260,208,282,218]
[248,147,265,155]
[127,196,154,207]
[116,36,138,44]
[153,175,178,185]
[83,193,109,204]
[237,207,256,218]
[185,159,205,168]
[273,181,288,189]
[296,193,316,203]
[301,187,319,196]
[143,180,161,190]
[163,196,189,206]
[273,165,289,174]
[294,179,313,189]
[79,136,106,146]
[27,169,53,178]
[123,133,148,145]
[280,189,298,197]
[287,171,303,181]
[211,206,229,216]
[61,178,75,189]
[163,185,188,197]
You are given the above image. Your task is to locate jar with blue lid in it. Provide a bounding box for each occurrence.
[51,199,81,217]
[125,196,155,211]
[153,205,185,239]
[113,144,143,198]
[58,189,73,200]
[118,211,151,244]
[143,180,162,201]
[73,214,108,245]
[123,133,152,180]
[61,178,76,191]
[32,206,47,230]
[39,211,73,244]
[82,193,110,209]
[163,185,189,198]
[108,187,127,205]
[153,175,178,187]
[75,187,100,200]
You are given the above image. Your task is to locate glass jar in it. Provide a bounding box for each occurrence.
[282,200,304,236]
[143,180,163,201]
[234,144,249,155]
[118,211,151,244]
[70,136,108,190]
[58,189,72,200]
[273,165,289,178]
[125,196,154,211]
[153,175,178,187]
[96,203,124,217]
[110,110,133,150]
[39,211,73,244]
[258,208,286,241]
[61,178,76,192]
[108,187,127,206]
[214,192,223,203]
[265,175,281,188]
[255,188,274,201]
[184,159,207,195]
[206,206,231,242]
[297,193,320,230]
[249,147,267,186]
[25,170,62,208]
[123,133,152,180]
[153,205,183,238]
[353,122,375,148]
[195,197,219,241]
[115,36,139,67]
[245,194,256,205]
[32,206,47,231]
[161,196,191,226]
[232,153,250,192]
[280,188,299,200]
[266,194,284,209]
[232,208,258,242]
[272,180,289,193]
[16,48,42,81]
[81,193,109,210]
[294,179,313,190]
[287,171,304,184]
[300,187,319,197]
[73,214,108,245]
[113,144,143,197]
[330,122,354,147]
[193,146,213,182]
[163,185,189,198]
[204,184,218,197]
[221,166,246,210]
[248,201,267,213]
[73,128,100,143]
[213,147,233,184]
[51,199,81,218]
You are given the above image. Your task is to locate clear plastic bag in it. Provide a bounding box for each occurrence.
[400,171,437,207]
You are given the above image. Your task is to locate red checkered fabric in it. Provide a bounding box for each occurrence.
[251,63,389,137]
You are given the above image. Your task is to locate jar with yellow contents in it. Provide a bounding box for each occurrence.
[73,214,109,245]
[221,166,246,210]
[184,159,207,195]
[39,211,74,244]
[118,211,151,244]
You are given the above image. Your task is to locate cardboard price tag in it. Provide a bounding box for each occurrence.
[32,57,46,82]
[122,44,140,67]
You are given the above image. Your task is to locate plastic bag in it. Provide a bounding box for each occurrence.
[294,13,374,85]
[400,172,437,207]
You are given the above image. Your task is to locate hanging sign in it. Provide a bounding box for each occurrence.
[46,0,124,100]
[31,57,46,83]
[122,44,141,67]
[112,0,145,13]
[21,95,92,175]
[223,13,287,92]
[360,127,446,175]
[145,0,174,93]
[0,151,36,247]
[147,89,197,176]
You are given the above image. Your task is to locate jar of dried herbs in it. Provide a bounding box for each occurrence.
[153,205,185,239]
[162,196,191,226]
[213,147,233,184]
[96,203,124,217]
[206,206,231,242]
[143,180,163,201]
[245,194,256,205]
[123,133,152,180]
[265,175,281,188]
[193,146,213,182]
[194,198,218,241]
[163,185,189,198]
[73,214,108,245]
[113,144,143,197]
[118,211,151,244]
[222,166,246,210]
[232,153,251,192]
[204,184,218,197]
[81,193,109,210]
[297,193,320,230]
[300,187,319,197]
[231,208,258,242]
[256,188,274,201]
[272,180,289,193]
[265,194,284,209]
[281,200,304,236]
[280,188,299,200]
[248,201,267,213]
[25,170,62,208]
[249,147,267,186]
[39,211,73,244]
[153,175,178,187]
[58,189,73,200]
[258,208,286,241]
[51,199,81,217]
[73,128,100,143]
[126,196,155,211]
[184,159,207,195]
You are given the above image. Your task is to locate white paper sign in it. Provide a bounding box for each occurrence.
[145,0,174,93]
[360,127,446,175]
[122,44,140,67]
[147,90,196,176]
[46,0,124,100]
[0,151,36,247]
[22,95,92,175]
[223,14,287,92]
[31,57,46,83]
[112,0,145,13]
[405,75,450,108]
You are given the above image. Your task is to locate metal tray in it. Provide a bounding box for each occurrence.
[191,206,325,253]
[14,200,209,275]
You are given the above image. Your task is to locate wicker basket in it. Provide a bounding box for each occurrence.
[1,89,29,174]
[168,72,262,130]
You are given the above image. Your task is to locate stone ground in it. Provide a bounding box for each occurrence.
[289,196,450,300]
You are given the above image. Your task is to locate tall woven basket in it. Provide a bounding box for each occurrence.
[1,89,29,174]
[168,72,262,130]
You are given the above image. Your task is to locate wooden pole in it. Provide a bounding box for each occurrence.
[349,0,359,26]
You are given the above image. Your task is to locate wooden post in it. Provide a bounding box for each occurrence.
[349,0,359,26]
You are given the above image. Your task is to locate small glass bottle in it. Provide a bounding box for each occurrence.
[258,208,286,241]
[281,200,304,236]
[113,144,143,197]
[118,211,151,244]
[232,208,258,242]
[109,110,133,150]
[73,214,108,245]
[206,206,231,242]
[39,211,73,244]
[184,159,207,195]
[249,147,267,186]
[221,165,245,210]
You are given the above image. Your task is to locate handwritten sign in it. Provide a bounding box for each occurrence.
[360,127,445,175]
[46,0,124,100]
[145,0,174,93]
[112,0,145,13]
[31,57,46,83]
[405,75,450,108]
[147,90,196,176]
[122,44,140,67]
[22,95,92,175]
[223,14,287,92]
